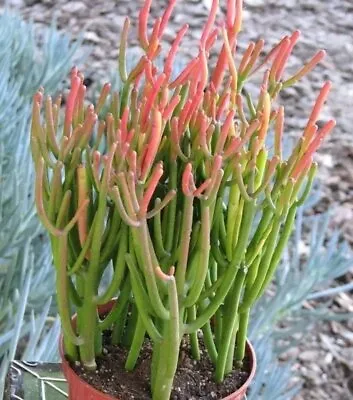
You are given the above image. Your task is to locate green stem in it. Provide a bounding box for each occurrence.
[96,224,128,305]
[152,276,180,400]
[35,158,63,236]
[235,309,250,363]
[118,18,129,82]
[232,199,244,248]
[78,148,114,369]
[257,205,297,298]
[210,230,228,268]
[165,161,178,253]
[120,82,131,116]
[68,215,97,276]
[135,221,169,320]
[225,323,238,375]
[63,148,82,192]
[190,221,201,253]
[188,306,200,360]
[153,206,170,259]
[295,164,317,206]
[210,257,218,283]
[78,281,98,369]
[48,161,63,221]
[218,207,227,251]
[214,269,246,382]
[68,277,83,307]
[56,234,83,348]
[111,300,130,345]
[111,185,140,227]
[63,335,78,363]
[100,277,131,332]
[215,307,223,350]
[202,320,218,364]
[226,184,240,260]
[122,303,138,347]
[184,199,256,333]
[126,254,163,343]
[175,195,194,298]
[100,208,121,263]
[125,316,146,371]
[246,206,273,256]
[198,274,224,303]
[241,215,282,310]
[151,339,161,395]
[245,254,262,287]
[184,204,210,308]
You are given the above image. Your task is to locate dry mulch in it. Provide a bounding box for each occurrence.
[3,0,353,398]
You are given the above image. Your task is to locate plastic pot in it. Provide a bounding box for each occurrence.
[60,302,256,400]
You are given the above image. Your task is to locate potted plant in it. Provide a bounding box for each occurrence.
[30,0,335,398]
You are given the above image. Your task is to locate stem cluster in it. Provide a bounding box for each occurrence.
[30,0,335,399]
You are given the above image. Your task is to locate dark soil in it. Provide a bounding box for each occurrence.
[72,332,251,400]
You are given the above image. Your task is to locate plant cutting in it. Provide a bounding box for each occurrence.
[30,0,335,399]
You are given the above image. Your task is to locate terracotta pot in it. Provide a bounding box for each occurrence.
[60,301,117,400]
[61,351,116,400]
[222,340,256,400]
[60,301,256,400]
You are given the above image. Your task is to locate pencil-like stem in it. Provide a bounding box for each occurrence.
[30,0,334,396]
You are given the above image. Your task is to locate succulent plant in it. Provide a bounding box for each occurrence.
[31,0,335,398]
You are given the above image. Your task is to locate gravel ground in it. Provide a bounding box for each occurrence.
[3,0,353,398]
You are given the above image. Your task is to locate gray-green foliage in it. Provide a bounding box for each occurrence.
[0,11,79,395]
[248,196,353,399]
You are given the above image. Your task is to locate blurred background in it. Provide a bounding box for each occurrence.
[0,1,352,399]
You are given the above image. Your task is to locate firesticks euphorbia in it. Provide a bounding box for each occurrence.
[31,0,335,399]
